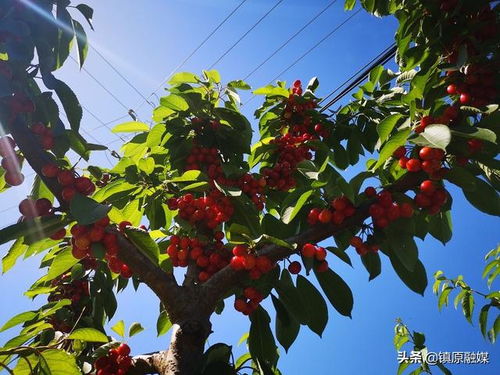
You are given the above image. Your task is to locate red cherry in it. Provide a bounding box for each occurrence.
[116,343,131,357]
[119,221,132,231]
[61,187,76,202]
[406,159,422,172]
[459,93,471,104]
[364,186,377,197]
[315,247,327,261]
[95,216,110,227]
[214,231,224,241]
[41,163,59,178]
[331,197,347,211]
[446,84,457,95]
[57,170,75,186]
[400,203,414,218]
[50,228,66,240]
[316,260,328,273]
[420,180,436,195]
[5,172,24,186]
[350,236,363,248]
[230,256,245,270]
[234,298,247,312]
[307,208,320,224]
[35,198,52,215]
[392,146,406,159]
[318,209,332,223]
[419,147,434,161]
[232,245,247,257]
[420,116,433,128]
[301,243,316,258]
[19,198,36,217]
[288,261,301,274]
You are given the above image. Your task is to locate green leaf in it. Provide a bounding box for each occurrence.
[0,311,37,332]
[0,215,68,245]
[296,275,328,337]
[169,170,203,182]
[428,211,452,245]
[228,80,251,90]
[157,311,172,337]
[390,257,427,296]
[168,72,199,85]
[479,304,491,338]
[445,166,477,191]
[2,238,27,273]
[112,121,149,133]
[73,20,88,68]
[373,128,411,170]
[275,270,308,324]
[282,190,313,224]
[438,286,453,311]
[123,228,160,264]
[203,69,221,83]
[75,4,94,30]
[257,234,295,250]
[326,247,352,267]
[54,78,82,132]
[160,94,189,112]
[385,219,418,271]
[462,178,500,216]
[253,85,289,97]
[248,306,278,368]
[377,114,403,143]
[70,194,111,225]
[361,252,381,280]
[271,295,299,352]
[46,248,80,281]
[462,292,474,323]
[129,322,144,337]
[411,124,451,150]
[451,127,497,144]
[111,320,125,338]
[314,268,354,317]
[14,349,81,375]
[68,328,109,343]
[344,0,357,11]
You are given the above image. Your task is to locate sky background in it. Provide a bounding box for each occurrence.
[0,0,499,374]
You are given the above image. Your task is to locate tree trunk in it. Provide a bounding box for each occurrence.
[162,319,212,375]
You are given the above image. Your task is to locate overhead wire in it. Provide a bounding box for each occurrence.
[208,0,285,70]
[243,0,338,81]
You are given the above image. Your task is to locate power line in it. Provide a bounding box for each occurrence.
[243,0,337,81]
[70,56,130,111]
[89,46,152,104]
[133,0,249,113]
[243,8,362,107]
[268,8,362,84]
[320,43,397,112]
[208,0,285,70]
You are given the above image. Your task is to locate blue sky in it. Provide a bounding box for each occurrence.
[0,0,498,374]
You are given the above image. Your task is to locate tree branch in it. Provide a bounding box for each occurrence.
[128,351,169,375]
[202,172,424,307]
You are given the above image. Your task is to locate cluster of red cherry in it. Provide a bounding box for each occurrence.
[229,244,274,280]
[307,195,356,226]
[349,235,380,257]
[4,92,35,123]
[394,146,447,178]
[446,64,496,109]
[365,189,414,228]
[234,287,264,316]
[166,233,232,282]
[41,163,95,202]
[46,272,90,333]
[70,218,134,279]
[191,116,221,133]
[167,191,234,229]
[94,343,132,375]
[0,136,24,186]
[30,122,55,150]
[262,133,313,191]
[299,243,328,272]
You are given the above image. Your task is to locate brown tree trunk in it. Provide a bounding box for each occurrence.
[162,319,212,375]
